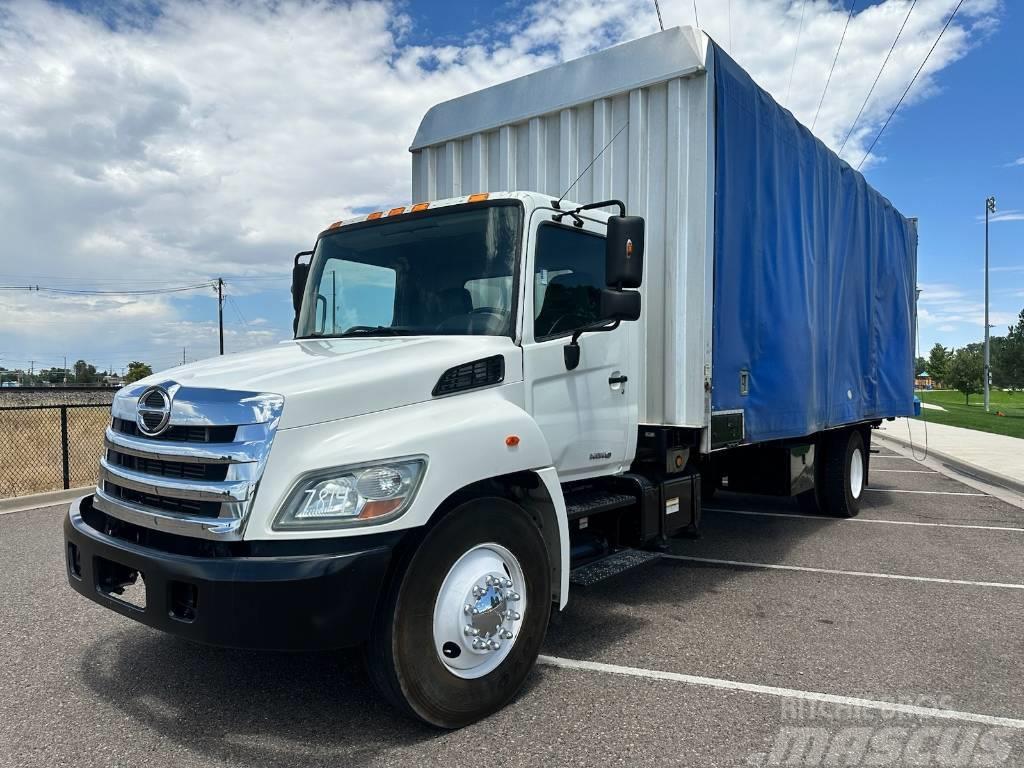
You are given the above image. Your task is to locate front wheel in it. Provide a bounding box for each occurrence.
[366,497,551,728]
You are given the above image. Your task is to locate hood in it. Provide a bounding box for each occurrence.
[124,336,522,429]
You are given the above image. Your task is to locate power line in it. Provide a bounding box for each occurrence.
[0,281,216,296]
[811,1,857,132]
[786,0,809,106]
[837,0,917,156]
[857,0,965,170]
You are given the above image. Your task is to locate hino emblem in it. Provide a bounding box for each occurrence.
[136,386,172,437]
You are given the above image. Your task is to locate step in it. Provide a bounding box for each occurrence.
[563,488,636,521]
[569,549,662,586]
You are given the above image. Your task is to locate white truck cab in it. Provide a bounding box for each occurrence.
[65,191,656,728]
[64,27,916,729]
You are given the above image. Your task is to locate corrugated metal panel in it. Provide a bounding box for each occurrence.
[411,28,714,428]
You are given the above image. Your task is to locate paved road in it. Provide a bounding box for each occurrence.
[2,442,1023,767]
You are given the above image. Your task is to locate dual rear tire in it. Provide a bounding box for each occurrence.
[800,428,868,518]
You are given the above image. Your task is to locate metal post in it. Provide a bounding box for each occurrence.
[984,196,995,412]
[59,406,70,490]
[218,278,225,355]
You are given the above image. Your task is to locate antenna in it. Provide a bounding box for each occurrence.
[653,0,664,31]
[555,121,629,208]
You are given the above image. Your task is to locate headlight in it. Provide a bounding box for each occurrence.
[273,457,427,530]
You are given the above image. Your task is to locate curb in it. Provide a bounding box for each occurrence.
[0,486,91,515]
[873,431,1024,497]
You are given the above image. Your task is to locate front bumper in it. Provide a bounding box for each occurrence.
[63,495,398,651]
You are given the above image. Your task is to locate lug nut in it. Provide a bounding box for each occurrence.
[472,586,482,597]
[488,639,500,650]
[508,592,521,602]
[472,638,484,650]
[502,630,514,640]
[503,578,513,588]
[464,603,472,614]
[510,610,521,621]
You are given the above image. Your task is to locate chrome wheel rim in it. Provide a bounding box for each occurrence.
[850,446,864,500]
[432,543,526,679]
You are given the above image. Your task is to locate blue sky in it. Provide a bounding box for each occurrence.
[0,0,1019,374]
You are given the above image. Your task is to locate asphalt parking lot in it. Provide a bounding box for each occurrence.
[2,438,1022,767]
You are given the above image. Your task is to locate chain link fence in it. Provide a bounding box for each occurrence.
[0,404,111,498]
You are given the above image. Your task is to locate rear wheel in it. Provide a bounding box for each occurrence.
[819,429,866,518]
[366,497,551,728]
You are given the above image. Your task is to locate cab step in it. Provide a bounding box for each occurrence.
[569,549,661,586]
[563,488,637,521]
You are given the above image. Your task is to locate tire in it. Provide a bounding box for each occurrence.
[819,428,866,518]
[366,497,551,728]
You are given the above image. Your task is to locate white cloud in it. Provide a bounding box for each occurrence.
[0,0,1003,367]
[1006,157,1024,167]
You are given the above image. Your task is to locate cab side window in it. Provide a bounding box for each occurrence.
[533,224,606,340]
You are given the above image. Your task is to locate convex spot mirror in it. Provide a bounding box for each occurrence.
[600,288,641,322]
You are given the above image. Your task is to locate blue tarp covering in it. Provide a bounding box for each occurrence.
[711,45,917,444]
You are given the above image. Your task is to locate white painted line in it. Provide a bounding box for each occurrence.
[660,555,1024,590]
[865,488,988,497]
[537,656,1024,730]
[703,507,1024,533]
[871,469,938,474]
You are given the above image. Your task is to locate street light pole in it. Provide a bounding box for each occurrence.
[984,196,996,413]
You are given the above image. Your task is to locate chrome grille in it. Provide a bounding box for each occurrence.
[95,384,284,541]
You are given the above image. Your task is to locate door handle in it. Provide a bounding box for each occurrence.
[608,375,628,385]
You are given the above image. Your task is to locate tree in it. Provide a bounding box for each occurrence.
[927,343,950,386]
[945,346,984,404]
[73,359,97,383]
[125,361,153,384]
[992,308,1024,391]
[915,356,928,376]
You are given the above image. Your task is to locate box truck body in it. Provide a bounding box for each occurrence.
[411,27,918,448]
[63,27,917,728]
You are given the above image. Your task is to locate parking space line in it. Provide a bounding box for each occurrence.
[537,656,1024,729]
[703,507,1024,533]
[871,469,938,474]
[659,555,1024,590]
[865,488,988,497]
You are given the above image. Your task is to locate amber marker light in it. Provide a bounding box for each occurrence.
[468,193,489,202]
[505,435,521,447]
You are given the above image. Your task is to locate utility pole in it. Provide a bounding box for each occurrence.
[984,196,996,413]
[217,278,225,355]
[182,346,186,366]
[63,355,67,385]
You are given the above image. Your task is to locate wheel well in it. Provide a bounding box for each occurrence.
[427,472,562,605]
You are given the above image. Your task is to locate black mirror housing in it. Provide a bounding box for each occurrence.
[606,216,645,288]
[600,288,641,322]
[291,250,314,335]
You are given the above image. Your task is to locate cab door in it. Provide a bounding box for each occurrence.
[521,211,638,481]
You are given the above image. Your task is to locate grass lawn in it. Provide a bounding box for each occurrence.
[915,389,1024,440]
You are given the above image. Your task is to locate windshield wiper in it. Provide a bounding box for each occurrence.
[335,326,416,337]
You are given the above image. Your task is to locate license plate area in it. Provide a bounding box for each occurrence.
[95,556,147,610]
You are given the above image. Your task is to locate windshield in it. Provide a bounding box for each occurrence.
[296,202,522,339]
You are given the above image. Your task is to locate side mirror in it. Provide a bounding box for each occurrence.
[606,216,645,288]
[292,250,313,334]
[600,288,641,322]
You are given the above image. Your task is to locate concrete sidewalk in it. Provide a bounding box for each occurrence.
[874,418,1024,495]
